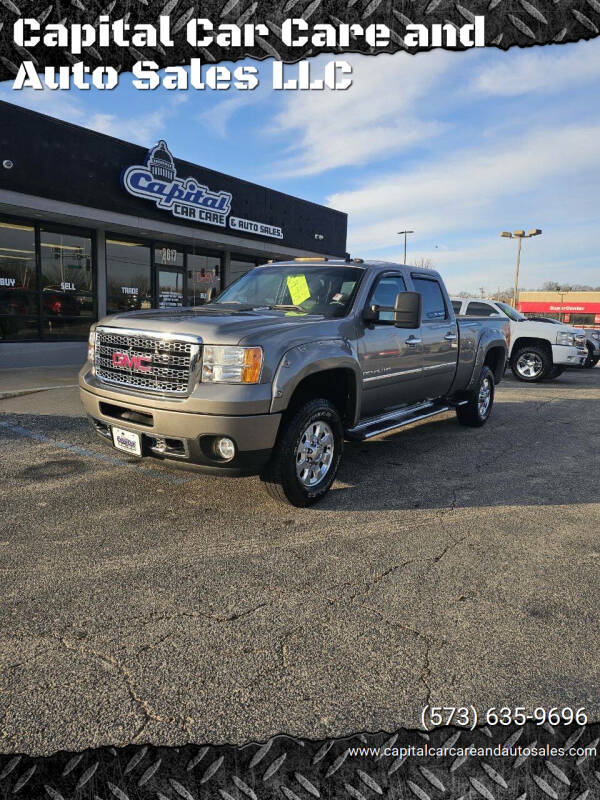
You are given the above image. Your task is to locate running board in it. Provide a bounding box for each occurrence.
[346,402,452,441]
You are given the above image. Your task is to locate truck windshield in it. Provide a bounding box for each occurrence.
[496,302,526,321]
[214,265,364,317]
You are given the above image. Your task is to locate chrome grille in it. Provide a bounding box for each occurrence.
[94,328,201,395]
[575,333,587,350]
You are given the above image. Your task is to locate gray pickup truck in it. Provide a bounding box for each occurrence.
[80,259,509,506]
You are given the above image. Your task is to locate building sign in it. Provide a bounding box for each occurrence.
[518,301,600,314]
[230,216,283,239]
[122,141,284,239]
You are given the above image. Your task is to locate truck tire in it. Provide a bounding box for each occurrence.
[261,398,343,507]
[584,346,597,368]
[511,344,551,382]
[456,366,495,427]
[546,365,565,379]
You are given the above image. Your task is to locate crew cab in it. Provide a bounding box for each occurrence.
[451,297,587,381]
[80,260,509,506]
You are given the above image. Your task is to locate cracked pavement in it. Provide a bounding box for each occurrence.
[1,368,599,755]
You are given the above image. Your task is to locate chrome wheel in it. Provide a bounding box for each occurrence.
[516,352,543,379]
[478,376,492,418]
[295,420,334,488]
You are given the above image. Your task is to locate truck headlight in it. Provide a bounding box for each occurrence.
[202,346,263,384]
[556,332,575,346]
[87,329,96,362]
[592,332,600,340]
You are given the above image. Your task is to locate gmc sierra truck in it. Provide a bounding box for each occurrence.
[80,259,509,506]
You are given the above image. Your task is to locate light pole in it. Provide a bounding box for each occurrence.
[500,228,542,308]
[397,230,414,265]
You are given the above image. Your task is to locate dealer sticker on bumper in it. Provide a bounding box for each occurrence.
[112,427,142,457]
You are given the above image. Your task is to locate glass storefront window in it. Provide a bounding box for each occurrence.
[106,239,152,315]
[42,318,98,339]
[187,253,221,305]
[0,220,38,340]
[228,256,257,287]
[40,228,94,338]
[0,316,40,341]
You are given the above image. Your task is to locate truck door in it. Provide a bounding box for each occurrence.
[411,275,457,399]
[358,273,424,415]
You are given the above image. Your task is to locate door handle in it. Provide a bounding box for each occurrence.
[444,332,457,340]
[405,336,422,345]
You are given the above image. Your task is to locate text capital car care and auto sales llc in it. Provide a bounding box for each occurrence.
[11,16,486,92]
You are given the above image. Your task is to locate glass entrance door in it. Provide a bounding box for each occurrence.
[157,269,185,309]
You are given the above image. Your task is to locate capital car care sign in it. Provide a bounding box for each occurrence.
[122,140,283,239]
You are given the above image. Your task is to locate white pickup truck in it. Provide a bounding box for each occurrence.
[451,297,586,381]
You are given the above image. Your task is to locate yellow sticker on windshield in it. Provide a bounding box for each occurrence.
[286,274,311,306]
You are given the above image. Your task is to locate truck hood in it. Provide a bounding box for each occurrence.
[521,320,582,337]
[96,305,346,346]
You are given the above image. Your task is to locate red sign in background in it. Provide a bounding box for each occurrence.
[518,301,600,314]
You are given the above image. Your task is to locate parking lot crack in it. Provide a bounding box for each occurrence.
[421,637,433,708]
[349,597,438,705]
[134,601,273,630]
[51,634,166,742]
[348,532,469,602]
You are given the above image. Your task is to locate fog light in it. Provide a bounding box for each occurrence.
[214,437,235,461]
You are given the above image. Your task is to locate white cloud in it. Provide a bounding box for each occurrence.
[371,223,600,295]
[0,87,87,123]
[85,110,166,143]
[269,51,455,176]
[0,87,167,146]
[197,90,264,138]
[330,121,600,248]
[473,39,600,96]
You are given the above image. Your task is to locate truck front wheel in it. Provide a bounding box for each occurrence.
[584,346,598,368]
[261,398,343,507]
[511,344,551,382]
[456,366,495,427]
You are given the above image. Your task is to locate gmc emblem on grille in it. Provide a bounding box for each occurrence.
[112,352,152,372]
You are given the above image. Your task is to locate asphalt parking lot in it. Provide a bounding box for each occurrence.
[1,367,599,756]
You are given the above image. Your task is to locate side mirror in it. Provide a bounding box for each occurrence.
[363,304,379,323]
[394,291,421,328]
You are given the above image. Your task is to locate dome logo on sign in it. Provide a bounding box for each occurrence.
[122,140,232,227]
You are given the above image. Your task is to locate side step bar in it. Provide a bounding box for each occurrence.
[346,401,454,441]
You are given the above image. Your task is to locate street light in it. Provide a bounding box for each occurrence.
[500,228,542,308]
[397,230,414,265]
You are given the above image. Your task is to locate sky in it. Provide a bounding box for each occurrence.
[1,40,600,294]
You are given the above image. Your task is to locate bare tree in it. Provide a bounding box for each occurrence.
[410,256,436,269]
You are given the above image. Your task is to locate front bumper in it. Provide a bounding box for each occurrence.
[551,344,587,367]
[80,384,281,475]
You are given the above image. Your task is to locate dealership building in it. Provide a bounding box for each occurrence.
[0,101,347,363]
[518,291,600,327]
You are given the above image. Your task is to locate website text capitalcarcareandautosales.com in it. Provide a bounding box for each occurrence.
[346,744,598,759]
